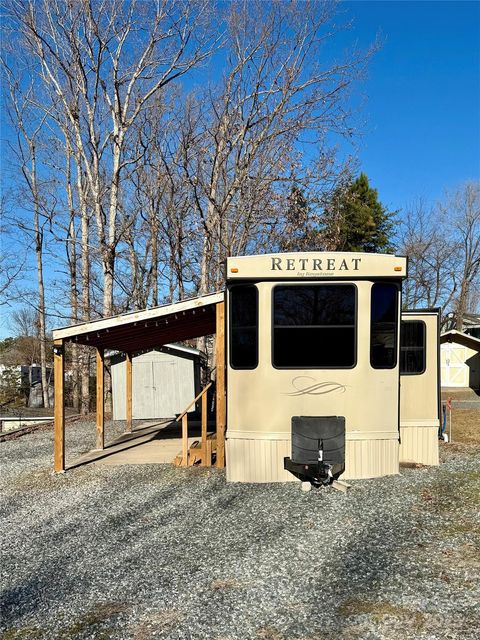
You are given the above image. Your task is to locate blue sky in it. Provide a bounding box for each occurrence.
[341,0,480,210]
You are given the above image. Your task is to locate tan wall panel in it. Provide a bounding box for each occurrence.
[400,314,439,425]
[399,426,439,466]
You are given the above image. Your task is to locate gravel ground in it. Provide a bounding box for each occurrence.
[1,421,479,640]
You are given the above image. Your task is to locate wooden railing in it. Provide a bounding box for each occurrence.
[175,381,213,466]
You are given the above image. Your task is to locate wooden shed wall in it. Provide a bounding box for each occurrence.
[111,350,198,420]
[441,342,480,389]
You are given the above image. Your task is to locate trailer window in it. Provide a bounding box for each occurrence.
[370,283,398,369]
[400,321,426,374]
[230,285,258,369]
[272,285,356,368]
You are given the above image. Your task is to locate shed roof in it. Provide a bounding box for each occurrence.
[440,330,480,351]
[52,292,224,352]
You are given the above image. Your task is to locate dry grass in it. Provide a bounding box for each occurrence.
[447,408,480,445]
[338,598,425,629]
[256,626,285,640]
[210,578,244,591]
[131,610,184,640]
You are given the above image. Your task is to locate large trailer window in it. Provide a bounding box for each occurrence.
[230,285,258,369]
[370,283,398,369]
[400,321,426,374]
[272,285,356,368]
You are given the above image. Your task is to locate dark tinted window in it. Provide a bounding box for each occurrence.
[400,321,426,374]
[273,285,356,368]
[370,283,398,369]
[230,285,258,369]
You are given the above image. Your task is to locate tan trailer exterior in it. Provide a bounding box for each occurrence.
[225,252,409,482]
[399,311,440,466]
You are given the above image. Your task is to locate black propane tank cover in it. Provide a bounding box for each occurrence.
[291,416,346,466]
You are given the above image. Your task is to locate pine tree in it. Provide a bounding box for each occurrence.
[322,173,395,252]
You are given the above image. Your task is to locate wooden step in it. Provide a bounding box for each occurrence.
[173,435,217,467]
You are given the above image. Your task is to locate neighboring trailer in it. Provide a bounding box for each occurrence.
[399,310,440,466]
[225,252,409,482]
[111,345,204,421]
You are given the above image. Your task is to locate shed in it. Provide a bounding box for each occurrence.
[440,330,480,389]
[110,344,205,421]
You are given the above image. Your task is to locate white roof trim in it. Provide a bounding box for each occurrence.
[440,329,480,348]
[106,343,205,359]
[52,291,224,341]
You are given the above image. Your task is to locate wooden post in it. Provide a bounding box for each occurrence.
[201,389,209,466]
[96,347,104,450]
[125,352,133,433]
[215,301,226,468]
[182,413,188,466]
[53,339,65,473]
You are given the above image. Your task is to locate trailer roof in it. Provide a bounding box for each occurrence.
[52,292,224,352]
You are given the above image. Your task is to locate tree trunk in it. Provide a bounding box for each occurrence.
[77,158,91,415]
[455,281,468,330]
[31,145,50,409]
[66,143,80,410]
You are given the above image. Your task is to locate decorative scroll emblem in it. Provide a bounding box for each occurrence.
[283,376,347,396]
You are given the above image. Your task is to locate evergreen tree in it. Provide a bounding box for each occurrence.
[322,173,395,252]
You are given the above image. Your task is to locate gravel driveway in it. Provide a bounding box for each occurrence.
[1,421,479,639]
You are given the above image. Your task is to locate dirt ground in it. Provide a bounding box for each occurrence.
[440,388,479,446]
[446,408,480,446]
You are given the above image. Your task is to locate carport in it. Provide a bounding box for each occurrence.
[52,292,225,472]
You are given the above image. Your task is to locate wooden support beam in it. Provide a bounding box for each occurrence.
[96,347,104,450]
[125,352,133,433]
[53,339,65,473]
[181,413,188,466]
[201,389,209,466]
[332,480,351,493]
[215,301,226,468]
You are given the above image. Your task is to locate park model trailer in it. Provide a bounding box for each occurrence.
[225,252,440,482]
[51,251,440,482]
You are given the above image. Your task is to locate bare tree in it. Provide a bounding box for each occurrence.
[0,198,26,304]
[178,0,369,293]
[399,200,458,312]
[6,0,216,317]
[399,182,480,327]
[441,182,480,328]
[3,65,52,407]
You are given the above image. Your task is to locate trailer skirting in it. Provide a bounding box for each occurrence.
[399,422,439,466]
[226,432,400,483]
